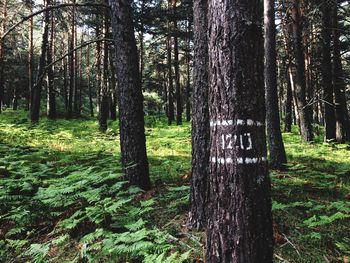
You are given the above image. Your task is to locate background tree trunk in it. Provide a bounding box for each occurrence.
[321,0,336,141]
[264,0,287,168]
[166,7,174,125]
[0,0,8,113]
[172,0,182,125]
[47,9,56,119]
[109,0,151,190]
[206,0,274,261]
[31,0,50,123]
[99,8,110,132]
[67,0,75,119]
[332,5,350,142]
[290,0,313,142]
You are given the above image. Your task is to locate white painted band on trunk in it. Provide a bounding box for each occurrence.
[210,119,264,127]
[211,157,267,164]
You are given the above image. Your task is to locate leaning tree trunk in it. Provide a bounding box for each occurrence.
[332,4,350,142]
[264,0,287,168]
[31,0,50,123]
[189,0,210,230]
[321,0,336,141]
[290,0,313,142]
[109,0,151,190]
[206,0,274,261]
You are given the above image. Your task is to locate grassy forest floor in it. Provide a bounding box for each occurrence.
[0,110,349,263]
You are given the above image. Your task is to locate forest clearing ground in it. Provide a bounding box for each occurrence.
[0,110,349,262]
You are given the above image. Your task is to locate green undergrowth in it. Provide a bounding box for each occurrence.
[0,110,349,262]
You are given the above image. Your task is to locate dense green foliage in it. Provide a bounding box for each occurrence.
[0,111,349,262]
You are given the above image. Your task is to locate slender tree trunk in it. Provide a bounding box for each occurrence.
[47,9,56,119]
[332,5,350,142]
[172,0,182,125]
[185,20,191,122]
[0,0,8,113]
[139,0,145,86]
[31,0,50,123]
[67,0,75,119]
[166,11,174,125]
[63,53,68,113]
[189,0,210,230]
[86,37,93,117]
[27,2,34,111]
[321,0,336,141]
[206,0,273,261]
[99,8,110,132]
[109,48,117,121]
[96,16,102,115]
[73,13,80,117]
[109,0,151,190]
[264,0,287,168]
[290,0,313,142]
[285,67,293,132]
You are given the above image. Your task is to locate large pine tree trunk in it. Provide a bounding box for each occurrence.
[332,5,350,142]
[206,0,274,261]
[109,0,151,190]
[290,0,313,142]
[189,0,210,230]
[31,0,50,123]
[321,0,336,141]
[264,0,287,168]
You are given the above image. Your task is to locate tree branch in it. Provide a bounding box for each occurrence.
[0,3,110,40]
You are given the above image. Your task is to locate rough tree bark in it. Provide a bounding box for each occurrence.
[206,0,274,261]
[189,0,210,230]
[264,0,287,168]
[321,0,336,141]
[290,0,313,142]
[31,0,50,123]
[109,0,151,190]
